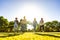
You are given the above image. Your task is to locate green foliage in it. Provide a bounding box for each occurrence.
[9,21,14,27]
[44,20,60,32]
[0,16,9,27]
[0,16,9,32]
[0,16,60,32]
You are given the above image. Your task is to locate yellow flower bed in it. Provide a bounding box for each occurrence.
[0,32,60,40]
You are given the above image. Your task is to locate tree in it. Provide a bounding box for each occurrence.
[0,16,9,32]
[44,20,60,32]
[51,20,59,31]
[8,21,14,32]
[58,22,60,31]
[44,22,53,32]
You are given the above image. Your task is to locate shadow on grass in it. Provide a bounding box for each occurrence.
[35,33,60,38]
[0,32,24,38]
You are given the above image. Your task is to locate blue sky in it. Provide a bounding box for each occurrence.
[0,0,60,22]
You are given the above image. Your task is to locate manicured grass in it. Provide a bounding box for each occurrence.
[0,32,60,40]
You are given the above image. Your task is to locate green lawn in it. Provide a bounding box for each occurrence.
[0,32,60,40]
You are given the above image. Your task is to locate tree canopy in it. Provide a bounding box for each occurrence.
[0,16,60,32]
